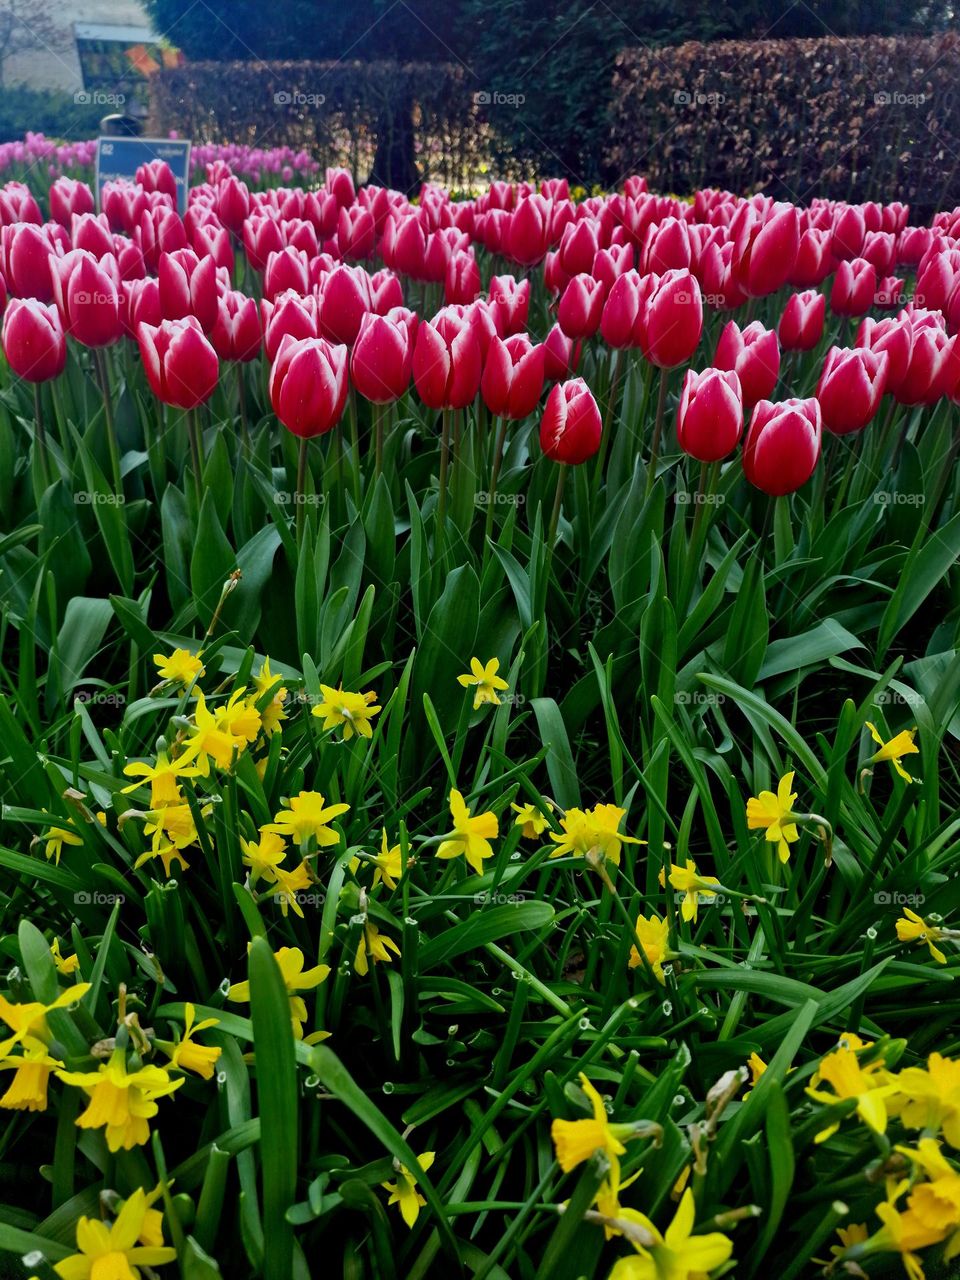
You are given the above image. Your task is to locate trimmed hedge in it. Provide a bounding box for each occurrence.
[608,34,960,216]
[148,59,489,190]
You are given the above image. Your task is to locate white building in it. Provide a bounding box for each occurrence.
[5,0,158,96]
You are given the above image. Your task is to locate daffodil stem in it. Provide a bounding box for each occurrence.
[588,852,662,991]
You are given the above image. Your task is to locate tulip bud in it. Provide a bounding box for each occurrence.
[137,316,219,409]
[830,259,876,317]
[507,195,551,266]
[1,297,66,381]
[136,159,178,203]
[731,203,800,297]
[215,175,250,235]
[49,177,95,227]
[816,346,889,434]
[487,275,530,337]
[641,269,703,368]
[445,249,481,305]
[558,273,605,340]
[351,311,413,403]
[337,204,376,261]
[71,212,114,259]
[369,269,404,315]
[158,248,219,332]
[788,228,833,288]
[261,289,321,362]
[122,277,162,337]
[642,216,693,274]
[262,246,309,302]
[676,367,743,462]
[0,222,58,300]
[270,332,349,436]
[481,333,546,419]
[558,219,600,277]
[743,398,822,495]
[412,307,483,409]
[325,167,356,208]
[543,321,579,381]
[319,264,371,347]
[50,250,122,347]
[831,205,866,260]
[539,377,601,464]
[241,213,284,273]
[211,289,261,362]
[713,320,780,407]
[856,316,913,394]
[778,290,825,352]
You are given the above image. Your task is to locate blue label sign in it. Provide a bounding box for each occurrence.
[95,136,192,216]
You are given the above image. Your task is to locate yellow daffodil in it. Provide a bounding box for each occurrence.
[807,1035,896,1142]
[381,1151,435,1228]
[436,789,498,875]
[312,686,381,740]
[548,804,644,867]
[0,981,90,1057]
[746,771,800,863]
[896,1139,960,1235]
[153,647,203,685]
[868,1176,955,1280]
[163,1003,221,1080]
[179,692,246,775]
[895,1053,960,1147]
[270,861,313,917]
[270,791,350,847]
[50,938,79,976]
[254,657,288,735]
[241,827,288,886]
[608,1189,734,1280]
[828,1222,869,1261]
[355,922,401,976]
[227,946,330,1039]
[628,913,670,984]
[215,688,262,746]
[57,1049,182,1152]
[39,822,83,866]
[135,794,210,877]
[552,1074,629,1174]
[371,830,405,890]
[511,799,554,839]
[866,722,919,783]
[42,1186,176,1280]
[666,859,721,923]
[457,657,510,709]
[896,908,948,965]
[0,1036,62,1111]
[122,749,201,808]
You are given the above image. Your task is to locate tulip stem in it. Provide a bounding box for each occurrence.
[186,408,203,502]
[437,408,452,559]
[93,347,122,494]
[484,415,509,554]
[547,462,567,551]
[373,402,385,479]
[33,382,51,485]
[593,349,621,491]
[236,363,249,455]
[348,388,361,504]
[296,437,308,541]
[646,367,669,495]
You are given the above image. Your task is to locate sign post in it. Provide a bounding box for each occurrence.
[95,136,192,215]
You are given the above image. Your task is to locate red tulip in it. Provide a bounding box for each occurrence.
[211,289,261,362]
[0,183,41,226]
[122,277,162,336]
[412,307,482,409]
[543,322,579,381]
[743,398,822,495]
[896,226,935,268]
[445,249,481,305]
[242,214,284,273]
[138,207,187,273]
[262,246,309,303]
[507,195,551,266]
[831,205,866,261]
[600,269,652,349]
[855,317,913,394]
[592,243,634,294]
[261,290,321,362]
[157,248,218,332]
[642,216,693,274]
[874,276,905,310]
[788,228,833,288]
[138,316,219,409]
[1,298,66,381]
[558,219,601,277]
[539,377,601,463]
[337,205,376,260]
[192,222,234,271]
[861,231,896,274]
[558,273,605,340]
[731,203,799,297]
[714,319,780,407]
[481,334,545,419]
[831,259,876,317]
[816,346,889,434]
[113,235,146,282]
[325,167,355,208]
[303,189,338,239]
[370,270,404,315]
[50,250,122,347]
[894,323,959,406]
[49,177,94,227]
[136,159,178,203]
[215,176,250,236]
[676,367,743,462]
[269,332,349,436]
[0,222,58,300]
[778,290,825,352]
[698,240,747,311]
[351,311,412,403]
[641,269,703,368]
[487,275,529,337]
[319,265,371,347]
[101,182,147,235]
[392,216,428,279]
